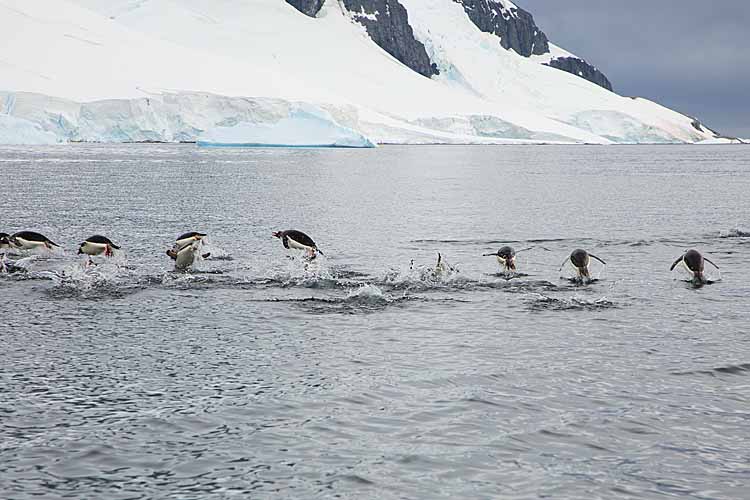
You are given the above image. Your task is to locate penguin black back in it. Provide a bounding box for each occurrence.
[12,231,59,247]
[84,235,121,249]
[177,231,206,241]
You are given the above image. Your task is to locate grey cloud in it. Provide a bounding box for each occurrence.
[519,0,750,137]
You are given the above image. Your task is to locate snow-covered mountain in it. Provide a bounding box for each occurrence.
[0,0,719,145]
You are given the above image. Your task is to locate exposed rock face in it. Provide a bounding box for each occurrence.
[341,0,439,78]
[286,0,325,17]
[285,0,438,78]
[286,0,611,89]
[546,57,613,91]
[453,0,613,91]
[454,0,548,56]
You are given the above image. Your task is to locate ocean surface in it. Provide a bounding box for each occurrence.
[1,144,749,499]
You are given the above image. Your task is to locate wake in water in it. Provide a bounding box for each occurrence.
[718,228,750,238]
[44,260,141,299]
[526,293,616,311]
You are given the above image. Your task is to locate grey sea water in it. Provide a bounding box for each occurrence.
[1,144,749,499]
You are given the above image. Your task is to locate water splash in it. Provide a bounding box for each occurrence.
[526,293,615,311]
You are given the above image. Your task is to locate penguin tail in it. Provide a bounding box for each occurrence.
[48,240,60,248]
[316,248,324,256]
[111,243,121,250]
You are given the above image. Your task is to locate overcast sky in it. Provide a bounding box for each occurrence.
[520,0,750,138]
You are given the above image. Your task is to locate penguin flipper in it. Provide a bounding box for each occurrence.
[589,254,607,266]
[704,256,719,270]
[559,257,570,271]
[669,255,684,271]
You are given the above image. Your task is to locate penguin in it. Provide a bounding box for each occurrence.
[167,232,210,270]
[273,230,322,259]
[9,231,60,251]
[483,246,517,272]
[173,231,206,251]
[561,249,606,280]
[0,233,10,251]
[78,235,120,258]
[434,252,457,276]
[670,249,718,283]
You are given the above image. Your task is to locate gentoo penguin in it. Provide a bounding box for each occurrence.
[78,235,120,265]
[167,232,210,270]
[670,249,718,283]
[434,252,457,276]
[483,246,517,271]
[9,231,60,251]
[273,230,322,259]
[79,235,120,258]
[0,233,10,251]
[561,249,606,280]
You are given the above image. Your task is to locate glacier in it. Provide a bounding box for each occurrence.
[0,115,61,145]
[197,108,375,148]
[0,0,723,145]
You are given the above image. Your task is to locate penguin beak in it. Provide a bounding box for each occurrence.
[272,231,281,239]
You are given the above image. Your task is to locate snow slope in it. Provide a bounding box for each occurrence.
[0,0,717,145]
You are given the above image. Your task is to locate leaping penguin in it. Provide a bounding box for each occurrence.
[273,230,322,259]
[670,249,718,283]
[483,246,517,272]
[9,231,60,251]
[78,235,120,265]
[561,249,606,280]
[434,252,457,276]
[79,235,120,257]
[167,232,210,271]
[0,233,10,251]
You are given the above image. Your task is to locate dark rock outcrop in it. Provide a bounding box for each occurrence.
[546,57,613,91]
[286,0,325,17]
[341,0,439,78]
[285,0,438,78]
[454,0,613,91]
[454,0,548,56]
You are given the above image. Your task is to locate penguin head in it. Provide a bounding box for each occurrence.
[683,249,704,275]
[77,243,84,255]
[498,246,515,261]
[272,231,283,239]
[570,249,589,269]
[0,233,9,248]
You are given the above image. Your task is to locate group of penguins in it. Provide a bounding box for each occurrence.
[0,229,720,284]
[0,229,322,272]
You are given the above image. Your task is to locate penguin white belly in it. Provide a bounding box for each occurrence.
[81,242,107,256]
[15,238,47,250]
[175,243,199,270]
[287,237,313,252]
[175,237,198,250]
